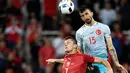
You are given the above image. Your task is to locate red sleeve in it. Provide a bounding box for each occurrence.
[83,54,95,63]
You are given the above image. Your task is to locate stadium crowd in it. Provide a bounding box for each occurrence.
[0,0,130,73]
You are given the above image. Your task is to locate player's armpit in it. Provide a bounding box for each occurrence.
[46,59,64,64]
[94,57,113,73]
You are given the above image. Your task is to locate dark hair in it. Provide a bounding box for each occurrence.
[110,21,120,31]
[64,36,77,44]
[79,5,91,13]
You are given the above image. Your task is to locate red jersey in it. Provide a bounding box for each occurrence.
[62,53,94,73]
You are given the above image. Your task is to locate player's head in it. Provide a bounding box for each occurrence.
[79,5,93,24]
[64,36,77,53]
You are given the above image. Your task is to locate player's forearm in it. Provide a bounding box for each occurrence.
[106,37,120,65]
[109,48,119,65]
[55,59,64,63]
[94,57,113,72]
[101,59,113,73]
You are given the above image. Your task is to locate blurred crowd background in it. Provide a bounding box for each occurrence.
[0,0,130,73]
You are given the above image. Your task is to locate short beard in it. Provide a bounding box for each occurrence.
[86,19,92,24]
[86,21,91,24]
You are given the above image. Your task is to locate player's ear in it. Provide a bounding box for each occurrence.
[91,12,93,16]
[74,44,77,48]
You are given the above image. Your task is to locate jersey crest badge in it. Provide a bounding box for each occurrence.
[96,29,101,35]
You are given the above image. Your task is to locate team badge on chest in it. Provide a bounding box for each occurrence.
[96,29,101,35]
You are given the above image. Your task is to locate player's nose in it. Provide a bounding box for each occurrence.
[84,15,89,19]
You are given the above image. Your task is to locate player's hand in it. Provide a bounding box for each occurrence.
[116,63,128,73]
[106,68,113,73]
[46,59,56,64]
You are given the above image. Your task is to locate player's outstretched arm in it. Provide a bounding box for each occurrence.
[103,24,128,73]
[46,59,64,64]
[94,57,113,73]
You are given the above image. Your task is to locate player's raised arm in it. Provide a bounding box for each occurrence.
[46,59,64,64]
[104,25,128,73]
[94,57,113,73]
[106,37,128,73]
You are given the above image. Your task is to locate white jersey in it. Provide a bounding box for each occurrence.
[76,22,111,59]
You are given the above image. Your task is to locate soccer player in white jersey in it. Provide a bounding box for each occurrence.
[76,5,128,73]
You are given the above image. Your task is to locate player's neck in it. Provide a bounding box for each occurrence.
[85,19,97,26]
[68,49,77,55]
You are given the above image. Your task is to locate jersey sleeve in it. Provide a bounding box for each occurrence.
[84,54,95,63]
[76,31,82,48]
[103,25,111,37]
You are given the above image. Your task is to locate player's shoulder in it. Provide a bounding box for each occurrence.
[97,22,110,28]
[97,22,107,26]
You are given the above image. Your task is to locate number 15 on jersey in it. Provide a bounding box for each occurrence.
[89,36,96,44]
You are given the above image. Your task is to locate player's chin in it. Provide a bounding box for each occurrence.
[85,20,91,24]
[65,51,69,53]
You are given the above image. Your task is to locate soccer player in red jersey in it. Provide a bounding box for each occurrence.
[46,36,113,73]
